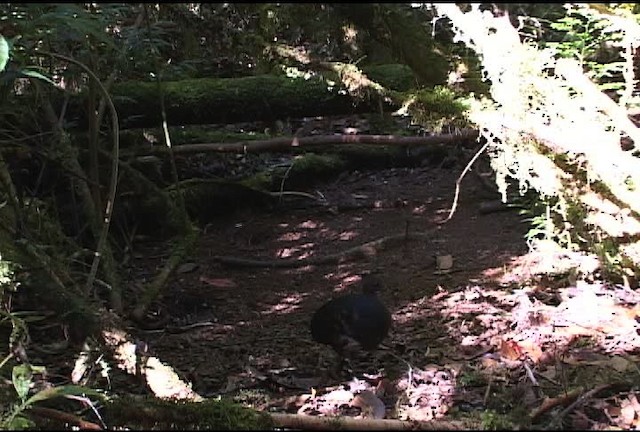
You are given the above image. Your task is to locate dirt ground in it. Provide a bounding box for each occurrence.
[119,158,533,413]
[114,146,640,430]
[22,115,640,429]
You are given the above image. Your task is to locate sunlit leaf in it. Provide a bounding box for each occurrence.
[0,35,9,72]
[25,384,104,405]
[6,415,35,430]
[20,69,56,86]
[12,364,33,401]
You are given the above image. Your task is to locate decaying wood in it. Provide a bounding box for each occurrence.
[269,412,467,430]
[547,384,612,429]
[530,387,584,422]
[139,130,480,155]
[212,230,437,268]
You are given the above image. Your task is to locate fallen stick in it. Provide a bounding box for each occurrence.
[530,387,583,422]
[138,130,480,155]
[269,412,468,430]
[28,406,103,430]
[212,231,437,268]
[548,384,611,429]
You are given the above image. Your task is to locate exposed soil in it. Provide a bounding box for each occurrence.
[122,159,530,410]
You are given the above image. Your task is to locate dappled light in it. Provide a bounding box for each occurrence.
[5,2,640,430]
[260,293,307,316]
[276,243,315,259]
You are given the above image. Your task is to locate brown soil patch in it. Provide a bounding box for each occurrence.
[127,164,527,393]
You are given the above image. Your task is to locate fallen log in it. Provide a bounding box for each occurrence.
[137,129,480,156]
[62,64,417,129]
[269,412,468,430]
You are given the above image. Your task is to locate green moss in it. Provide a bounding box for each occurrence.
[68,65,415,129]
[362,64,417,92]
[108,74,357,128]
[168,179,274,223]
[104,396,271,430]
[274,153,348,188]
[401,86,470,132]
[239,171,273,191]
[480,410,517,430]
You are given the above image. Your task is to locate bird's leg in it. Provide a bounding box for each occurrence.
[334,339,360,378]
[333,354,346,378]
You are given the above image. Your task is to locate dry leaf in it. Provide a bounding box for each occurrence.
[375,378,394,398]
[199,276,237,288]
[516,339,544,363]
[177,262,199,273]
[499,339,523,361]
[351,390,386,419]
[609,356,631,372]
[324,389,354,405]
[620,402,636,426]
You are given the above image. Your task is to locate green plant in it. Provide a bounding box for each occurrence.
[401,86,470,133]
[480,410,514,430]
[545,4,627,97]
[1,362,104,429]
[436,4,640,283]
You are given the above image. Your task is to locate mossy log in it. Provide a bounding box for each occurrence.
[102,395,272,430]
[64,64,416,130]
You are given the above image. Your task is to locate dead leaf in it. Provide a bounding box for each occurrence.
[323,389,354,406]
[517,339,544,363]
[499,339,523,361]
[351,390,386,419]
[480,355,500,370]
[199,276,237,288]
[375,378,394,398]
[177,262,199,273]
[620,401,636,426]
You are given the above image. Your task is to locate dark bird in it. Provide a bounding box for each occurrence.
[310,274,392,373]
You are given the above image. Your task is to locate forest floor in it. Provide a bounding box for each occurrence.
[123,145,640,429]
[30,115,640,429]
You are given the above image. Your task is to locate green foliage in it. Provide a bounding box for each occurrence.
[0,35,8,72]
[1,362,104,430]
[402,86,470,132]
[480,410,515,430]
[100,73,388,128]
[361,64,417,92]
[521,199,557,246]
[104,395,271,430]
[0,258,18,304]
[544,5,628,96]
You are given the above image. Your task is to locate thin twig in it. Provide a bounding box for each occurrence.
[524,361,539,387]
[547,384,611,429]
[278,162,296,205]
[441,140,490,223]
[483,375,493,406]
